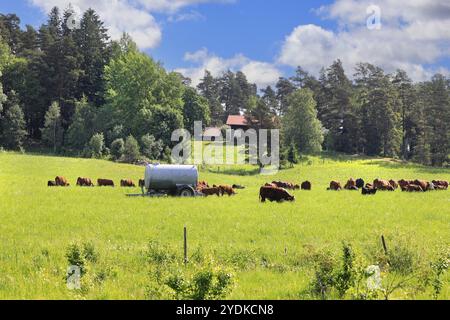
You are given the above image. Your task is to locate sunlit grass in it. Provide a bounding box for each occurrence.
[0,151,449,299]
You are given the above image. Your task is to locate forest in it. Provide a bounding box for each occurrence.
[0,6,449,167]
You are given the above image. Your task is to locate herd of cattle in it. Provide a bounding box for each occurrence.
[47,176,448,203]
[47,176,145,188]
[258,178,449,202]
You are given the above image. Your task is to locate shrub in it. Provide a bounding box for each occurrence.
[123,135,140,163]
[110,138,125,160]
[141,134,164,160]
[83,242,99,264]
[66,244,86,276]
[86,133,105,159]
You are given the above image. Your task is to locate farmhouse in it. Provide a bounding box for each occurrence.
[226,115,250,131]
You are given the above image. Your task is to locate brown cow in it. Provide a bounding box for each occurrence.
[272,181,296,190]
[260,186,295,203]
[407,184,424,192]
[265,183,277,188]
[344,178,357,190]
[120,179,136,187]
[432,180,449,190]
[48,180,57,187]
[414,180,428,191]
[201,187,222,197]
[398,179,410,191]
[301,181,312,190]
[98,179,114,187]
[373,179,391,191]
[55,176,70,187]
[327,181,342,191]
[389,180,399,190]
[219,185,236,196]
[77,177,94,187]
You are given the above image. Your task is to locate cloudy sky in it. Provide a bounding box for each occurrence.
[1,0,450,88]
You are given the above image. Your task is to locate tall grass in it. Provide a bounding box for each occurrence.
[0,152,448,299]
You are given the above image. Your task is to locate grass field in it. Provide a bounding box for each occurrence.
[0,151,449,300]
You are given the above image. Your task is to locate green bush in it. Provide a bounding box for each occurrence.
[110,138,125,160]
[123,135,140,163]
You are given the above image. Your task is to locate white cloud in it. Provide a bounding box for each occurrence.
[28,0,231,49]
[279,0,450,81]
[175,48,282,89]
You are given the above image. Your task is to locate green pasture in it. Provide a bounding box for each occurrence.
[0,152,449,300]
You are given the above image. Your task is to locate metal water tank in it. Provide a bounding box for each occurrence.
[144,164,198,191]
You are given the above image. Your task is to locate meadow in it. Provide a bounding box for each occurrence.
[0,151,449,300]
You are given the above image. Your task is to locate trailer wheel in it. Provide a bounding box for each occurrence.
[178,187,195,197]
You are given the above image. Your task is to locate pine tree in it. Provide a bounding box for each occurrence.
[76,9,110,106]
[41,102,63,153]
[198,70,223,125]
[1,91,26,150]
[392,70,418,160]
[426,74,450,166]
[275,77,296,115]
[317,60,356,153]
[354,63,402,157]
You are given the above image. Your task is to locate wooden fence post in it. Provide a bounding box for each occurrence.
[184,226,188,265]
[381,235,388,255]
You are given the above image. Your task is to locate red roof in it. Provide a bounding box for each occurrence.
[226,115,248,127]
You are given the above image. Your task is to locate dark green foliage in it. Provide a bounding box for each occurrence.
[123,135,140,163]
[41,102,63,153]
[141,134,164,161]
[1,7,448,167]
[86,133,105,159]
[283,89,324,154]
[182,87,211,132]
[1,91,26,150]
[197,70,223,125]
[110,138,125,161]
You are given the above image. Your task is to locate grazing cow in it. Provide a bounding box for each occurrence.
[398,180,410,192]
[265,183,278,188]
[373,179,391,191]
[432,180,449,190]
[413,180,429,191]
[272,181,296,190]
[389,180,399,190]
[55,176,70,187]
[407,184,424,192]
[120,179,136,187]
[77,177,94,187]
[139,179,145,188]
[301,181,312,191]
[356,179,365,189]
[232,184,246,190]
[260,186,295,203]
[201,187,222,197]
[219,185,236,196]
[344,178,357,190]
[327,181,342,191]
[362,187,377,195]
[48,181,57,187]
[98,179,114,187]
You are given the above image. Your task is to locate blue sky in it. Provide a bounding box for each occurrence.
[1,0,449,87]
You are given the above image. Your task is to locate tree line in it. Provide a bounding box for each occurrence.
[0,7,449,167]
